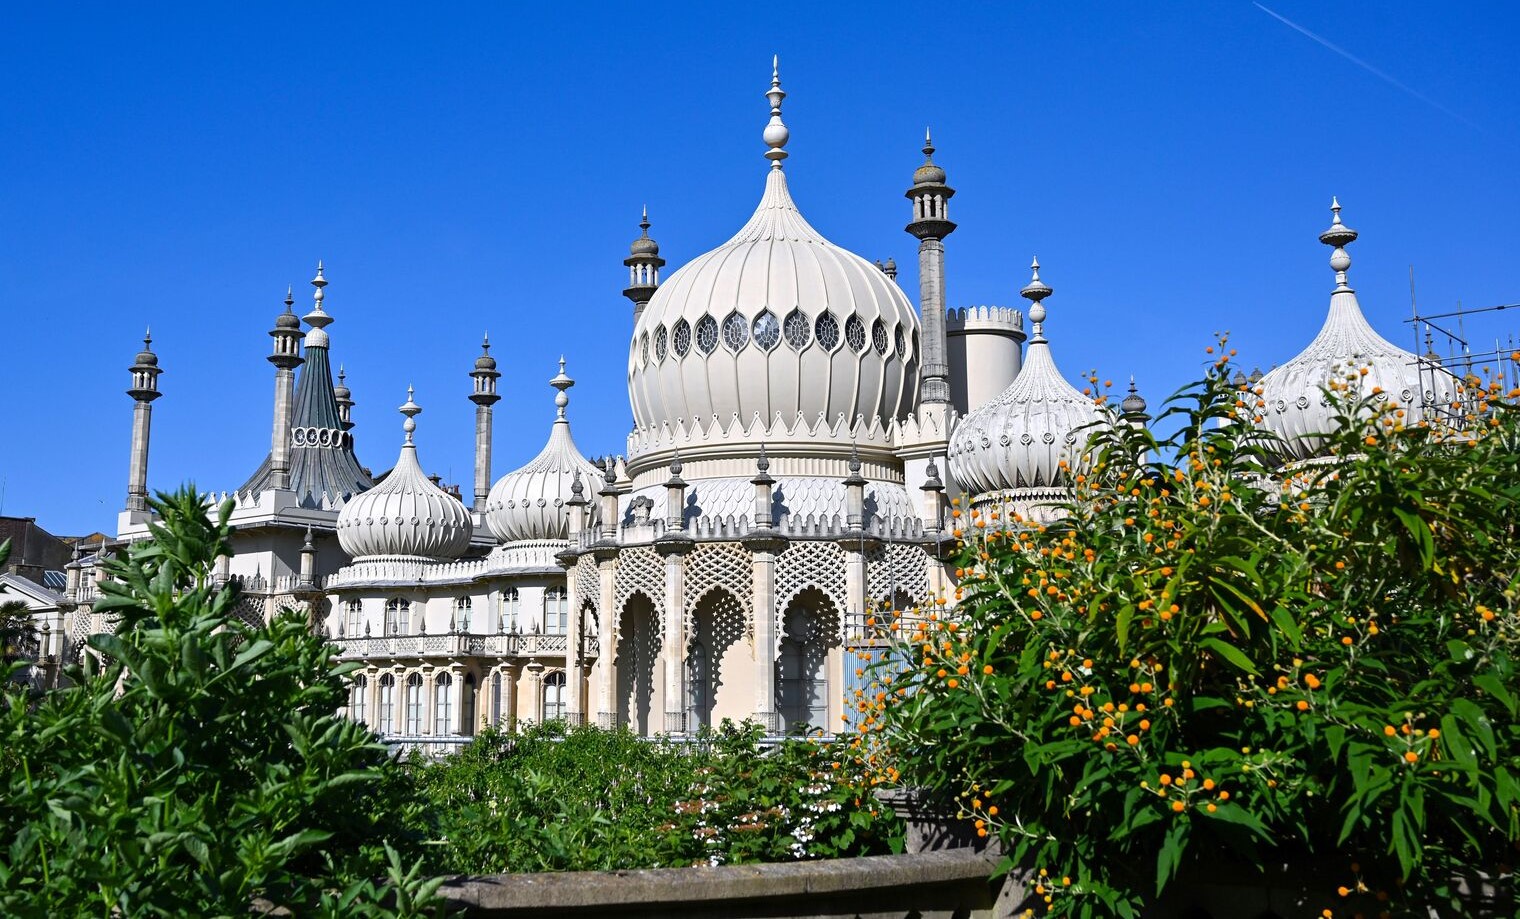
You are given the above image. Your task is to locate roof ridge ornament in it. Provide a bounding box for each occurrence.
[763,55,789,169]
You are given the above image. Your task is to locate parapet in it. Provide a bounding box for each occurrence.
[946,306,1024,338]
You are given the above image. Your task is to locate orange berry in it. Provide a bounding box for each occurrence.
[1296,700,1310,711]
[983,664,994,675]
[1126,734,1139,746]
[1404,751,1419,763]
[1171,800,1186,813]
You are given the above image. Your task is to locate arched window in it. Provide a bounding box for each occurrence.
[350,674,368,725]
[404,673,424,734]
[687,639,709,730]
[385,598,410,636]
[501,587,520,632]
[434,672,453,735]
[544,587,568,636]
[462,673,476,736]
[378,674,396,732]
[455,596,472,632]
[344,600,362,637]
[542,671,566,721]
[491,671,503,725]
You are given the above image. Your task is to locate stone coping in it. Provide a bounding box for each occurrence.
[439,847,1014,918]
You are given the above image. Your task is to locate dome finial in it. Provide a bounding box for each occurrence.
[284,285,294,310]
[923,126,934,161]
[304,260,333,333]
[1319,197,1359,292]
[550,356,574,420]
[1021,257,1052,337]
[399,385,421,444]
[763,55,789,168]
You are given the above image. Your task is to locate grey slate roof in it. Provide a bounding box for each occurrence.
[238,341,374,507]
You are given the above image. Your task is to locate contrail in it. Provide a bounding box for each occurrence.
[1253,2,1481,131]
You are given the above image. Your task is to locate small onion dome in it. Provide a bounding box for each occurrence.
[485,360,604,542]
[336,387,472,560]
[275,285,301,329]
[475,335,498,371]
[948,259,1103,495]
[1121,377,1148,416]
[630,208,660,256]
[912,129,947,186]
[1257,200,1457,461]
[133,330,159,367]
[333,367,352,401]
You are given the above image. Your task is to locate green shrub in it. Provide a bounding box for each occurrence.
[0,489,440,917]
[407,719,903,873]
[870,348,1520,917]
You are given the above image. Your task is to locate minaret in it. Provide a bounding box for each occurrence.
[468,334,501,515]
[267,286,305,491]
[124,329,162,516]
[623,208,664,321]
[905,128,956,404]
[334,367,354,431]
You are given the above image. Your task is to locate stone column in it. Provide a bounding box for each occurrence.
[525,662,544,723]
[656,536,693,734]
[422,666,436,735]
[594,550,618,727]
[503,663,519,728]
[564,563,585,727]
[449,665,464,735]
[366,664,380,731]
[743,533,787,733]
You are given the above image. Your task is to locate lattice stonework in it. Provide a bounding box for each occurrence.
[683,542,752,620]
[614,546,666,632]
[867,543,931,608]
[574,555,600,617]
[776,541,847,614]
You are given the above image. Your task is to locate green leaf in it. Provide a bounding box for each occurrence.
[1199,637,1258,676]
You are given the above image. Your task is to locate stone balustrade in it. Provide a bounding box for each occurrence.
[332,631,591,660]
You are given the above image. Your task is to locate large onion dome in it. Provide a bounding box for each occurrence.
[336,388,472,560]
[948,260,1103,501]
[626,62,919,456]
[1257,200,1457,462]
[485,360,603,543]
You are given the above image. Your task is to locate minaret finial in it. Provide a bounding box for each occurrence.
[284,285,294,310]
[1021,256,1052,339]
[550,357,574,421]
[399,385,421,444]
[923,127,934,160]
[1319,197,1359,292]
[143,326,153,348]
[640,205,649,232]
[763,55,789,169]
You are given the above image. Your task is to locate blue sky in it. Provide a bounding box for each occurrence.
[3,2,1516,535]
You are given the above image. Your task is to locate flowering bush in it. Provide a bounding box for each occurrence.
[407,720,902,873]
[870,349,1520,917]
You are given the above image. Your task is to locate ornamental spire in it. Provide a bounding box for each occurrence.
[763,55,789,169]
[1319,197,1359,293]
[1021,257,1052,341]
[400,385,421,445]
[304,260,332,333]
[550,356,574,421]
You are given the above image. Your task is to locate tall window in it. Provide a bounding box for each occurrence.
[502,587,520,632]
[385,598,410,636]
[544,587,568,636]
[491,671,502,725]
[542,671,566,721]
[404,673,424,734]
[778,608,829,732]
[454,596,472,632]
[434,672,453,735]
[687,640,709,730]
[378,674,396,732]
[461,673,476,736]
[344,600,362,637]
[350,674,368,725]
